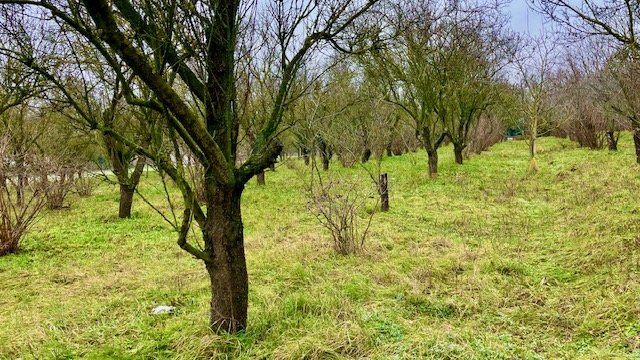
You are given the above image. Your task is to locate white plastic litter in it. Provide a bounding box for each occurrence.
[151,305,176,314]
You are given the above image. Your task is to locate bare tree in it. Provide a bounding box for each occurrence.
[289,70,354,172]
[514,35,560,172]
[289,84,319,166]
[0,0,379,333]
[0,136,48,256]
[0,10,153,218]
[351,73,398,211]
[363,0,510,174]
[433,6,512,165]
[465,115,506,155]
[534,0,640,163]
[0,57,42,115]
[602,47,640,156]
[362,1,445,177]
[0,102,47,256]
[320,62,365,168]
[0,57,45,206]
[559,40,623,150]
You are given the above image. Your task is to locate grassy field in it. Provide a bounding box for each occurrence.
[2,135,640,359]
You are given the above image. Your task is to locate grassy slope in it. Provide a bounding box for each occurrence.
[1,135,640,359]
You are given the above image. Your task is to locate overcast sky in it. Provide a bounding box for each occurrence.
[507,1,545,35]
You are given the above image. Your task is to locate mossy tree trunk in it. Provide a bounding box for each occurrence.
[118,184,135,218]
[204,183,248,332]
[421,127,445,178]
[108,141,146,218]
[453,144,464,165]
[427,149,438,178]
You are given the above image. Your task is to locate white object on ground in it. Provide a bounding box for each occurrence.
[151,305,176,314]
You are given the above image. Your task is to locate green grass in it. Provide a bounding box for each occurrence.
[2,135,640,359]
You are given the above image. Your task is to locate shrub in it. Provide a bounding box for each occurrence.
[466,116,505,155]
[74,171,95,197]
[43,163,75,210]
[307,173,374,255]
[0,140,47,256]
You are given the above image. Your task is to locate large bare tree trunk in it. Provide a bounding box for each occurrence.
[204,185,248,333]
[453,144,464,165]
[118,184,135,218]
[427,149,438,178]
[422,126,444,178]
[110,152,145,219]
[76,0,376,335]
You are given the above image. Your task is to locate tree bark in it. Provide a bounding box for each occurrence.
[453,145,464,165]
[118,184,135,218]
[256,171,265,186]
[110,152,146,218]
[634,128,640,164]
[530,138,537,159]
[529,138,539,172]
[361,148,372,163]
[379,173,389,212]
[606,131,618,151]
[302,147,310,166]
[427,150,438,178]
[204,185,248,333]
[318,137,331,171]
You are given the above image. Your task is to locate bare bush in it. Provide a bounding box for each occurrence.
[307,170,374,255]
[466,116,505,155]
[74,171,95,197]
[42,162,76,210]
[560,115,607,149]
[0,140,47,256]
[557,71,612,150]
[551,39,625,151]
[336,150,360,168]
[557,81,624,150]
